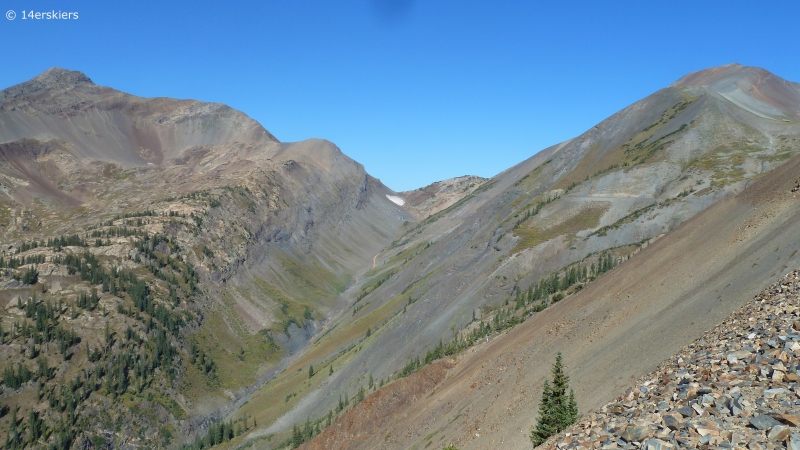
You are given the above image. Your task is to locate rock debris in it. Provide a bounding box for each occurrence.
[544,269,800,450]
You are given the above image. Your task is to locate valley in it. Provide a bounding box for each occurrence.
[0,63,798,449]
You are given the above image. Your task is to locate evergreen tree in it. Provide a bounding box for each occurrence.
[531,352,578,446]
[292,424,303,448]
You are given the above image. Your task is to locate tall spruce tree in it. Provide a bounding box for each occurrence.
[531,352,578,447]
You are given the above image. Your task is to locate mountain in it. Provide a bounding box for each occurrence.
[300,149,800,449]
[259,63,800,448]
[0,64,798,449]
[0,68,410,447]
[397,175,487,219]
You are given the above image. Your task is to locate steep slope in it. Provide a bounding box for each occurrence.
[300,142,800,450]
[248,63,800,447]
[539,268,800,450]
[0,69,410,447]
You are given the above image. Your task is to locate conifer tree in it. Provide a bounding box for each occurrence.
[531,352,578,447]
[292,424,303,448]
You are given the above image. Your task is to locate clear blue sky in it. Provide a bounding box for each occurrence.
[2,1,799,191]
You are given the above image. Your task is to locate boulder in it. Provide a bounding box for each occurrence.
[749,415,781,430]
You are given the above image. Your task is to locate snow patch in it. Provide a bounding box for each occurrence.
[386,195,405,206]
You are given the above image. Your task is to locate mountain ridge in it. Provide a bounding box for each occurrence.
[261,63,800,448]
[0,64,798,449]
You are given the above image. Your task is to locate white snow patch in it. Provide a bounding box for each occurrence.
[386,195,405,206]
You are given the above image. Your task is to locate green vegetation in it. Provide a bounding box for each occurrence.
[395,252,621,381]
[180,416,254,449]
[21,266,38,285]
[531,352,578,446]
[0,212,236,448]
[511,203,608,254]
[553,98,696,192]
[590,203,656,237]
[356,268,398,302]
[288,417,320,448]
[510,195,558,230]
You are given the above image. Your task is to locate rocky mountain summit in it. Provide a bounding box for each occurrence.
[544,269,800,450]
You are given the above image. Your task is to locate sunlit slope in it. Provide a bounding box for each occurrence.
[0,69,411,446]
[302,146,800,450]
[254,63,800,444]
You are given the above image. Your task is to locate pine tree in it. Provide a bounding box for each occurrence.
[531,378,556,446]
[292,424,303,448]
[531,352,578,447]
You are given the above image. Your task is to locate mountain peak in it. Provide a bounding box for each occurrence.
[670,63,769,89]
[670,63,800,118]
[1,67,94,103]
[32,67,93,86]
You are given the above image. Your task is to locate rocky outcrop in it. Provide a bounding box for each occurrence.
[544,269,800,450]
[398,175,487,219]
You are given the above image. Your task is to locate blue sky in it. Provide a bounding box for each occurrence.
[2,1,799,191]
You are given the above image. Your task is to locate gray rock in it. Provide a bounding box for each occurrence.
[662,414,682,431]
[642,438,674,450]
[675,406,694,417]
[620,426,651,442]
[767,424,791,441]
[764,388,792,398]
[788,434,800,450]
[749,414,781,430]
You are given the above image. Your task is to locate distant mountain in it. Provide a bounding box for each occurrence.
[398,175,487,219]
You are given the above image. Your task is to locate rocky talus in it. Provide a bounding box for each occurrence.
[544,269,800,450]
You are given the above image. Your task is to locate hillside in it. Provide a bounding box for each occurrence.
[0,69,409,447]
[243,63,800,448]
[298,141,800,450]
[0,64,799,449]
[540,267,800,449]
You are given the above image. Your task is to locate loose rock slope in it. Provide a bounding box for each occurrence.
[545,269,800,450]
